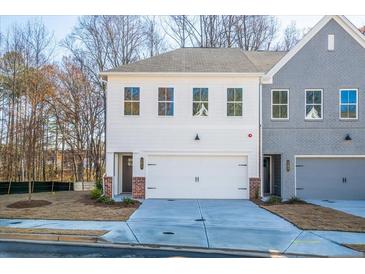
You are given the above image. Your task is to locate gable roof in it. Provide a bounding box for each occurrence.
[262,15,365,83]
[101,48,286,75]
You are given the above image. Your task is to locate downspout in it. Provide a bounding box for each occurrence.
[259,78,263,198]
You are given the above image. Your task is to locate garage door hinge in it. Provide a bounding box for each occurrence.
[238,164,247,166]
[148,164,157,166]
[296,165,304,167]
[147,187,157,189]
[296,187,304,190]
[238,188,247,190]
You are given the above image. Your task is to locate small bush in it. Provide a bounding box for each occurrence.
[97,195,115,205]
[285,196,306,204]
[122,197,137,205]
[95,178,103,191]
[90,188,102,199]
[266,195,282,205]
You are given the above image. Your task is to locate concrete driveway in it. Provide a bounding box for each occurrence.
[308,200,365,218]
[122,199,361,256]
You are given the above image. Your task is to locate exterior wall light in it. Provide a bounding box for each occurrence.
[286,160,290,172]
[140,157,144,170]
[195,134,200,141]
[345,134,352,141]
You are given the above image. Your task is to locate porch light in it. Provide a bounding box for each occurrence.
[140,157,144,170]
[286,160,290,172]
[345,134,352,141]
[195,134,200,141]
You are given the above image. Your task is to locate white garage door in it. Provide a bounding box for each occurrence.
[146,155,248,199]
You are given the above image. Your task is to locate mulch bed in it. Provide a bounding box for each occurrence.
[78,194,140,208]
[7,200,52,209]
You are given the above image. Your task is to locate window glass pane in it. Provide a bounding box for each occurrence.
[167,88,174,101]
[272,91,280,104]
[132,88,140,100]
[124,102,131,115]
[227,103,234,116]
[158,102,165,116]
[314,105,322,118]
[306,90,313,104]
[201,88,208,101]
[158,88,166,101]
[341,105,348,118]
[272,105,280,118]
[132,102,140,115]
[313,90,321,104]
[349,105,357,118]
[166,103,174,116]
[193,88,200,101]
[227,88,234,101]
[280,90,288,104]
[341,90,349,104]
[235,103,242,116]
[193,102,200,115]
[124,88,132,100]
[235,88,243,101]
[348,90,357,104]
[280,105,288,118]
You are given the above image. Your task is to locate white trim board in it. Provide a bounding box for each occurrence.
[262,15,365,84]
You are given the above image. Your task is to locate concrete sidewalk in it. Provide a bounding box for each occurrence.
[0,199,364,257]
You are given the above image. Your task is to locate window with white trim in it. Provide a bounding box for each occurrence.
[158,87,174,116]
[305,89,322,120]
[193,88,208,116]
[227,88,243,116]
[340,89,358,119]
[271,89,289,119]
[124,87,140,116]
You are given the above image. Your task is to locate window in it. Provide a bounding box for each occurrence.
[305,89,323,120]
[227,88,243,116]
[158,87,174,116]
[328,34,335,51]
[271,89,289,119]
[193,88,208,116]
[340,89,358,119]
[124,87,140,115]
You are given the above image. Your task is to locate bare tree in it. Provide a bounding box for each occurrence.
[143,16,167,57]
[277,21,302,51]
[162,16,191,48]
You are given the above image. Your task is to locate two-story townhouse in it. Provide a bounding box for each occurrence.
[101,48,284,200]
[262,15,365,200]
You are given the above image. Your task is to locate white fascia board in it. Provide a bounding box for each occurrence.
[262,15,365,84]
[99,71,265,78]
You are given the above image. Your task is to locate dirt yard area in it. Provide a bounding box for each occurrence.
[261,203,365,232]
[0,191,139,221]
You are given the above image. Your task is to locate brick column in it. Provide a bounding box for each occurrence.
[103,176,113,198]
[132,177,145,199]
[249,177,261,200]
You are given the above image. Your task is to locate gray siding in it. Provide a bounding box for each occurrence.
[262,19,365,199]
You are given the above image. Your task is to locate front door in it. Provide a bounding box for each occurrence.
[122,156,133,193]
[263,156,271,195]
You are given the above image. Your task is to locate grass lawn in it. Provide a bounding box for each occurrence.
[344,244,365,252]
[0,191,139,221]
[261,203,365,232]
[0,227,107,236]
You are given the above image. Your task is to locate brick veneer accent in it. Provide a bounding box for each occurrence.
[249,177,261,200]
[132,177,146,199]
[103,176,113,198]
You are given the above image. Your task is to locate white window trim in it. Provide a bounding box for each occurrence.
[339,88,358,120]
[157,87,175,117]
[192,87,209,117]
[226,87,243,117]
[304,89,323,121]
[271,89,289,120]
[124,87,140,116]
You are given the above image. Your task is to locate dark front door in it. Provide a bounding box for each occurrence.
[122,156,133,193]
[263,156,271,194]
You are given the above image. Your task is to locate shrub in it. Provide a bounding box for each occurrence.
[266,195,282,205]
[90,188,102,200]
[97,195,115,205]
[285,196,306,204]
[95,178,103,191]
[122,197,137,205]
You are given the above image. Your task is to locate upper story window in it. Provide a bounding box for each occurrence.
[227,88,243,116]
[193,88,208,116]
[271,89,289,120]
[124,87,140,116]
[340,89,358,119]
[158,87,174,116]
[305,89,323,120]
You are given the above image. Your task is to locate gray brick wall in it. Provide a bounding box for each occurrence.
[262,19,365,199]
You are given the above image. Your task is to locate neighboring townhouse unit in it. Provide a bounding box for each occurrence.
[262,16,365,200]
[101,48,284,199]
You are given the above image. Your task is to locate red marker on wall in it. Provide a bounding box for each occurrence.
[248,133,253,138]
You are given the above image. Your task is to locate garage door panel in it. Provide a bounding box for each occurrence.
[147,155,248,199]
[296,158,365,200]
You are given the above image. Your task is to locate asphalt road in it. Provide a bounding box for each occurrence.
[0,241,248,258]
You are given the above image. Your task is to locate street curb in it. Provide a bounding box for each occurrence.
[0,238,330,258]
